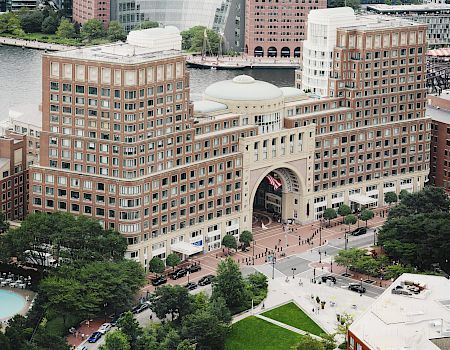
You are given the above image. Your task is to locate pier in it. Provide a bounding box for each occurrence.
[0,37,71,51]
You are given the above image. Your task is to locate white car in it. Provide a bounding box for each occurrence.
[98,323,112,334]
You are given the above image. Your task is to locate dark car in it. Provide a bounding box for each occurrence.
[184,282,198,291]
[88,331,102,343]
[132,302,150,314]
[198,274,215,286]
[110,313,123,326]
[151,275,167,286]
[350,227,367,236]
[321,275,337,283]
[169,268,188,280]
[348,283,366,293]
[188,264,201,273]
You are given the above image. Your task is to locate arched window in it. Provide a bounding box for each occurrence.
[267,47,277,57]
[281,47,290,57]
[294,47,301,58]
[254,46,263,57]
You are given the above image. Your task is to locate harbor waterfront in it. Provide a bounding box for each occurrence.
[0,45,294,118]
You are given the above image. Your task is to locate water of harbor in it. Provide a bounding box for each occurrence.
[0,45,295,118]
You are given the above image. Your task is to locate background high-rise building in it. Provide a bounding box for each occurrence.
[244,0,326,58]
[73,0,110,26]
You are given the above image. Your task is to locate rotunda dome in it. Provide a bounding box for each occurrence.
[204,75,282,102]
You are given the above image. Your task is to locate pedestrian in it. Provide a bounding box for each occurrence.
[262,302,265,310]
[150,314,153,321]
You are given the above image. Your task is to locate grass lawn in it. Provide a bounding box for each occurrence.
[262,302,325,336]
[46,314,81,337]
[224,316,302,350]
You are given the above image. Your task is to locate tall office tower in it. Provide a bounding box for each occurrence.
[244,0,326,59]
[0,132,28,221]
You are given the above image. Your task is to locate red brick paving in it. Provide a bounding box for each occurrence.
[67,318,105,348]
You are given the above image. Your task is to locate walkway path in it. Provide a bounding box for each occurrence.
[256,314,323,340]
[0,36,71,51]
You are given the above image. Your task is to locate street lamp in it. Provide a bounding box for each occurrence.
[271,256,277,280]
[319,250,322,264]
[187,271,190,284]
[330,258,333,273]
[373,229,377,246]
[345,230,348,250]
[319,227,322,246]
[291,267,297,279]
[253,239,256,257]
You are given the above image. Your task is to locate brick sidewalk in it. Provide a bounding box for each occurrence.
[141,208,388,294]
[67,318,104,348]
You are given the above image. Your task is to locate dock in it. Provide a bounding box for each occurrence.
[0,37,71,51]
[186,55,301,70]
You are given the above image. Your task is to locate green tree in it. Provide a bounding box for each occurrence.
[153,285,193,323]
[166,253,181,271]
[335,248,365,275]
[180,26,221,54]
[293,334,325,350]
[160,328,181,350]
[323,208,337,227]
[384,263,415,280]
[176,340,195,350]
[398,189,410,201]
[384,191,398,206]
[212,257,247,310]
[0,12,25,36]
[344,214,357,231]
[149,256,165,275]
[99,330,130,350]
[107,21,126,41]
[18,10,44,33]
[355,255,380,278]
[1,212,127,268]
[239,230,253,249]
[41,12,60,34]
[0,211,9,233]
[81,19,105,41]
[208,296,231,324]
[336,312,354,338]
[359,209,374,227]
[327,0,361,10]
[56,18,76,38]
[221,234,237,254]
[138,20,159,29]
[117,311,142,349]
[338,204,351,223]
[181,309,229,350]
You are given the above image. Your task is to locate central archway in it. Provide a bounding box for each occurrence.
[251,167,302,225]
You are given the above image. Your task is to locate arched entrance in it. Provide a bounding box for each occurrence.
[251,167,301,224]
[294,47,301,58]
[267,46,277,57]
[281,47,290,57]
[254,46,263,57]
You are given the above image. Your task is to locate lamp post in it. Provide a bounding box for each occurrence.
[187,271,190,284]
[345,230,348,250]
[253,239,256,257]
[271,256,277,279]
[319,227,322,246]
[330,258,333,273]
[292,267,297,279]
[319,250,322,264]
[373,229,377,246]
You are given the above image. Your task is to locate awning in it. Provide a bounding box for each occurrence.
[349,194,377,206]
[171,241,203,256]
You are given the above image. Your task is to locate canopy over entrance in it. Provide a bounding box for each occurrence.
[349,194,377,206]
[171,242,203,256]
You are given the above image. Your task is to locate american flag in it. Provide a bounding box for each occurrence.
[266,175,282,190]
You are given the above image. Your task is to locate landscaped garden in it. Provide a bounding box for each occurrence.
[262,302,325,336]
[224,316,303,350]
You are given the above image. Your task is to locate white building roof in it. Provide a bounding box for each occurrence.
[367,3,450,13]
[48,27,183,64]
[170,241,203,256]
[280,87,306,99]
[204,75,283,102]
[426,106,450,124]
[193,100,228,114]
[350,273,450,350]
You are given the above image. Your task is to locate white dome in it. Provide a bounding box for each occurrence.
[204,75,282,101]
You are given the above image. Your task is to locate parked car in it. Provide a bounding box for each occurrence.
[169,268,188,280]
[350,227,367,236]
[348,283,366,293]
[321,275,337,283]
[132,301,151,314]
[198,274,215,286]
[184,282,198,291]
[88,331,102,343]
[188,264,201,273]
[110,313,123,327]
[98,323,112,334]
[151,275,167,286]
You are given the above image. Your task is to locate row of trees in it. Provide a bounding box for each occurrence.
[0,212,145,350]
[0,10,127,43]
[181,26,221,55]
[99,258,268,350]
[148,231,253,275]
[322,204,374,228]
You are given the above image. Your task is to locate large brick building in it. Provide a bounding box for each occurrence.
[29,20,430,269]
[427,90,450,193]
[0,132,28,221]
[73,0,110,26]
[244,0,326,58]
